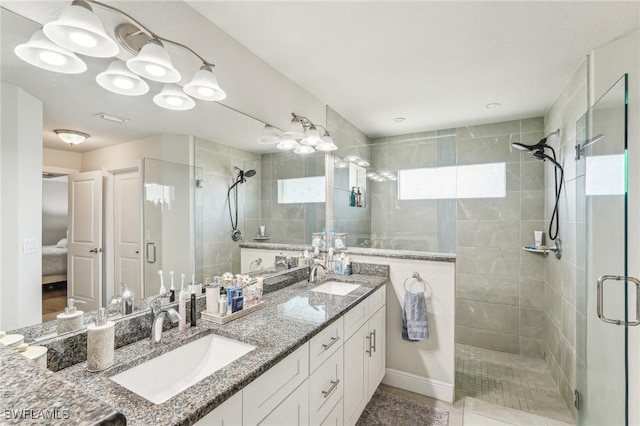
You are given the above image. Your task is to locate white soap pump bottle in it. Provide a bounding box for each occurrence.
[56,298,85,334]
[86,307,114,372]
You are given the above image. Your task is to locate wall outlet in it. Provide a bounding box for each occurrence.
[23,238,39,254]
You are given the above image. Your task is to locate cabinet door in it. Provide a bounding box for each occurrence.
[258,380,309,426]
[309,347,343,425]
[320,398,343,426]
[343,323,369,426]
[367,306,386,400]
[194,391,242,426]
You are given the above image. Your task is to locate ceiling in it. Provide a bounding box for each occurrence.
[2,1,638,154]
[188,1,639,138]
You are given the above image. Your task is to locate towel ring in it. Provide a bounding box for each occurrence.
[403,272,433,301]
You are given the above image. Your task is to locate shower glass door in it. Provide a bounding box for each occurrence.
[576,75,630,425]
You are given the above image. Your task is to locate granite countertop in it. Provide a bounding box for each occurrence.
[241,242,456,262]
[56,273,388,426]
[0,347,125,425]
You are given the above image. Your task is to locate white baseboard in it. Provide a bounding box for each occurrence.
[382,368,455,403]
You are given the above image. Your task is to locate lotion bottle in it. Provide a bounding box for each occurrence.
[178,273,187,331]
[86,308,114,372]
[56,299,84,334]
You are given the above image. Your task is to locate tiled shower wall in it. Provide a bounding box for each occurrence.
[542,58,588,415]
[195,137,260,277]
[454,118,547,357]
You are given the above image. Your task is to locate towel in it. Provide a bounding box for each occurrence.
[402,291,429,341]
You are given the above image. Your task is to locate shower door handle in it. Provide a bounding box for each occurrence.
[597,275,640,326]
[146,242,157,264]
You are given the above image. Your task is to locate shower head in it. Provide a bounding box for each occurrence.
[511,129,560,153]
[233,166,257,183]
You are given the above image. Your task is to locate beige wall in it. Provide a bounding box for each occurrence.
[43,148,82,171]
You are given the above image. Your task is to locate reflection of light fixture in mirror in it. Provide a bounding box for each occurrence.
[54,129,89,145]
[183,64,226,101]
[127,39,181,83]
[257,125,283,144]
[356,159,370,167]
[276,139,301,150]
[378,169,394,178]
[366,172,378,178]
[293,145,315,155]
[334,159,349,168]
[14,30,87,74]
[316,134,338,151]
[153,84,195,111]
[96,59,149,96]
[43,0,119,58]
[344,155,361,163]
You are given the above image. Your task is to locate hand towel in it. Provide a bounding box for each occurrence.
[402,290,429,341]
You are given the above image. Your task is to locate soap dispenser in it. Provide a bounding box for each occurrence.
[87,307,114,372]
[56,299,84,334]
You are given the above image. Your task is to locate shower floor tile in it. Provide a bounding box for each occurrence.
[455,344,575,424]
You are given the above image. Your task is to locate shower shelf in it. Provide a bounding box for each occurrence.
[521,239,562,260]
[522,246,548,255]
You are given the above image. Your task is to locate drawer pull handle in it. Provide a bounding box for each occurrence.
[370,330,376,353]
[322,336,340,351]
[365,335,372,356]
[322,379,340,399]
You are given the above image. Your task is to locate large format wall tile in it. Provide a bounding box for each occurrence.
[456,273,518,305]
[456,299,519,334]
[456,325,519,353]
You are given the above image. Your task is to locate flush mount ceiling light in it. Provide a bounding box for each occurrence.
[484,103,501,109]
[15,1,226,110]
[14,30,87,74]
[94,112,129,123]
[43,0,119,58]
[96,59,149,95]
[271,113,338,155]
[54,129,89,145]
[394,117,406,123]
[257,125,283,144]
[153,84,195,111]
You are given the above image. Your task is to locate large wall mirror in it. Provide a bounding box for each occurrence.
[1,6,326,336]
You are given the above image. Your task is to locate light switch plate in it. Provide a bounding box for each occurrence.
[23,238,39,254]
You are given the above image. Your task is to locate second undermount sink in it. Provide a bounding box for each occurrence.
[110,334,255,404]
[310,281,361,296]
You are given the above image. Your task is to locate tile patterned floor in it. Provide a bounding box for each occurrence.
[455,344,574,424]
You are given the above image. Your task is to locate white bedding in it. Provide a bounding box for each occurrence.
[42,245,67,276]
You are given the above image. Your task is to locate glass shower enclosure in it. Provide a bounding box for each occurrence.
[576,74,637,425]
[142,158,202,297]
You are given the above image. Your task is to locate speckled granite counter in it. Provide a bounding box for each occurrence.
[56,273,388,425]
[241,242,456,262]
[0,347,125,425]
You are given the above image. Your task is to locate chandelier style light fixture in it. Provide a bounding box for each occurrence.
[14,0,226,112]
[257,113,338,155]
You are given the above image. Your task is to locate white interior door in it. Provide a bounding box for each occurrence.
[114,170,142,298]
[68,171,103,311]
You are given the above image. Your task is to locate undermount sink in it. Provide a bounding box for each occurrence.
[110,334,255,404]
[310,281,361,296]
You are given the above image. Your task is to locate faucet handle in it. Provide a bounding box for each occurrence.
[149,292,172,314]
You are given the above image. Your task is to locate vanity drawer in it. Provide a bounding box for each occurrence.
[343,301,368,340]
[309,317,343,373]
[309,347,343,426]
[367,286,386,314]
[320,397,343,426]
[243,343,309,425]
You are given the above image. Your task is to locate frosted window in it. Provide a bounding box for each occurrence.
[585,154,625,196]
[398,162,506,200]
[277,176,326,204]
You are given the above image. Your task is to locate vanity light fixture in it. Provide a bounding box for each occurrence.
[15,0,226,107]
[257,125,283,144]
[334,158,349,168]
[268,113,338,154]
[96,59,149,96]
[344,155,361,163]
[54,129,89,145]
[153,84,196,111]
[42,0,119,58]
[14,30,87,74]
[356,159,370,167]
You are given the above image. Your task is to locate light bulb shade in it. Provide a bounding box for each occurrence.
[356,159,370,167]
[293,145,315,155]
[153,84,195,111]
[183,66,226,101]
[300,126,322,146]
[55,129,89,145]
[316,135,338,151]
[257,125,282,144]
[43,2,119,58]
[96,59,149,96]
[344,155,361,162]
[276,139,300,150]
[282,119,307,140]
[334,160,349,168]
[127,41,181,83]
[15,30,87,74]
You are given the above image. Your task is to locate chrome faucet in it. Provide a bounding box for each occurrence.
[309,262,327,283]
[150,293,181,345]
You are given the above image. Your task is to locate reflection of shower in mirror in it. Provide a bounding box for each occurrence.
[227,166,257,242]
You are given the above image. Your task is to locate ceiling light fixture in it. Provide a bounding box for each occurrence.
[268,113,338,155]
[153,84,195,111]
[14,30,87,74]
[94,112,129,123]
[484,103,501,109]
[15,0,226,108]
[54,129,89,145]
[394,117,406,123]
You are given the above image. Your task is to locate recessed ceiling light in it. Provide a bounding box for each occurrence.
[393,117,405,123]
[94,112,129,123]
[484,103,501,109]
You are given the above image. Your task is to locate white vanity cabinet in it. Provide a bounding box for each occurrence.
[258,380,310,426]
[194,391,243,426]
[343,286,386,426]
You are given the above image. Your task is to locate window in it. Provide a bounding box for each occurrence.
[277,176,326,203]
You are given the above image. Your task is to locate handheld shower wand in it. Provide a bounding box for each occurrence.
[227,166,257,242]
